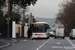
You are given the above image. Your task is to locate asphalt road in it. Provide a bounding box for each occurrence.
[1,37,75,50]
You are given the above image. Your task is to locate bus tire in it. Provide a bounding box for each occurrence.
[63,37,64,39]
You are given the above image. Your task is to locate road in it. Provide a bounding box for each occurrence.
[1,37,75,50]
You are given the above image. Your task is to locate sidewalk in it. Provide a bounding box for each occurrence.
[0,37,29,49]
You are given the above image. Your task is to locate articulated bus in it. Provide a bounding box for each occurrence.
[31,22,50,39]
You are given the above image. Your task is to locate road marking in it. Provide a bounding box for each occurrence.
[57,42,61,44]
[66,38,75,46]
[36,38,52,50]
[24,40,27,41]
[20,40,27,42]
[73,46,75,48]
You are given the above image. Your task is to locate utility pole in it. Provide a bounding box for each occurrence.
[7,0,10,39]
[31,13,33,24]
[28,13,31,28]
[28,13,33,28]
[22,8,25,38]
[23,9,25,22]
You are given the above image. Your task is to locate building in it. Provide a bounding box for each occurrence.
[3,0,8,15]
[51,21,64,30]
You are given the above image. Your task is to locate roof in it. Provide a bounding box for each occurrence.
[52,24,55,27]
[58,25,64,28]
[55,21,58,23]
[52,24,64,28]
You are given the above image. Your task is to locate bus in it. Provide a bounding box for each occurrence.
[31,22,50,39]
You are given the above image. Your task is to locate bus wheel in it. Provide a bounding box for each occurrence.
[63,37,64,39]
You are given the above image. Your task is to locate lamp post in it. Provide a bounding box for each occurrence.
[7,0,10,39]
[22,8,25,38]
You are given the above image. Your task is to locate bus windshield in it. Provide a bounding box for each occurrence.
[32,25,46,33]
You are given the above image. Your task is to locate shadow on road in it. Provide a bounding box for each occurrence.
[32,38,49,40]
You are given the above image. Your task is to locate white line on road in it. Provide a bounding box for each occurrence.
[66,38,75,46]
[20,40,27,42]
[36,38,52,50]
[57,42,61,44]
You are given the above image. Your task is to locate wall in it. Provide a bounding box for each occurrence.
[12,22,28,38]
[24,26,28,37]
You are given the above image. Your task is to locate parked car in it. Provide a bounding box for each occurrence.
[47,29,55,37]
[70,29,75,39]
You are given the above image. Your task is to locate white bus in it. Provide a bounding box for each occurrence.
[31,22,50,39]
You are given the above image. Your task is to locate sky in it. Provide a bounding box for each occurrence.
[29,0,64,18]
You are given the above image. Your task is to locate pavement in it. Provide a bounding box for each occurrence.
[0,37,29,49]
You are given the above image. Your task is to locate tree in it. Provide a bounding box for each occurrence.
[26,16,36,23]
[0,0,5,9]
[0,0,5,26]
[12,5,29,17]
[56,0,75,36]
[57,0,75,30]
[9,0,37,13]
[4,12,21,23]
[0,10,4,26]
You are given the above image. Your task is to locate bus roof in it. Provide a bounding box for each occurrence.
[32,22,48,24]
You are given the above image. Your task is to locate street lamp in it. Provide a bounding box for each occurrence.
[7,0,10,39]
[22,8,25,38]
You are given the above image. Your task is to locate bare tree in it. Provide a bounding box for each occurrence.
[56,0,75,30]
[12,5,29,15]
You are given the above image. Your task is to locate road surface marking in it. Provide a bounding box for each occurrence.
[36,38,52,50]
[51,46,75,49]
[73,46,75,48]
[24,40,27,41]
[57,42,61,44]
[66,38,75,46]
[20,40,27,42]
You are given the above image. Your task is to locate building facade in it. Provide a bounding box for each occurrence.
[3,0,8,15]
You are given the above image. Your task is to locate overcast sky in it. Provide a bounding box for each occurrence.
[29,0,64,18]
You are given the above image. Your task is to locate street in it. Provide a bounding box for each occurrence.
[1,37,75,50]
